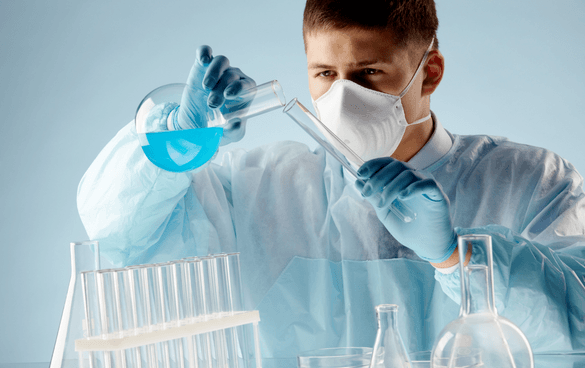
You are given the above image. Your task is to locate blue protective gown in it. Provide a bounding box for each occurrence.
[78,113,585,367]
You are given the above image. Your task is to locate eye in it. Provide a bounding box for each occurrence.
[363,68,378,75]
[318,70,334,78]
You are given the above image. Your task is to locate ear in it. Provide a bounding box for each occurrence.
[421,50,444,96]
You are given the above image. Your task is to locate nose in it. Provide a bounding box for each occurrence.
[339,75,375,91]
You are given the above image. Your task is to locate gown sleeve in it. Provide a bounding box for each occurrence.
[435,147,585,353]
[76,120,228,266]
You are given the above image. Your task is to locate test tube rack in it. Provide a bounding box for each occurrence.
[50,242,262,368]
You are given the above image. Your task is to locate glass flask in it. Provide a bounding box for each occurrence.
[135,79,285,173]
[49,241,100,368]
[431,234,534,368]
[369,304,412,368]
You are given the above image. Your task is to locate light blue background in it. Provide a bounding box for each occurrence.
[0,0,583,364]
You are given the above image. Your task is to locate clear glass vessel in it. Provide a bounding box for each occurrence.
[51,245,263,368]
[283,98,415,223]
[135,80,285,173]
[298,347,373,368]
[49,241,100,368]
[431,234,534,368]
[369,304,412,368]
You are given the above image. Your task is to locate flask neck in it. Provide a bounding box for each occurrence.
[458,235,497,316]
[376,306,399,331]
[462,265,495,315]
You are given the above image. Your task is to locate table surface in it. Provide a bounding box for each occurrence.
[3,354,585,368]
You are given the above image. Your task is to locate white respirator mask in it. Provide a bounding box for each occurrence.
[312,37,435,164]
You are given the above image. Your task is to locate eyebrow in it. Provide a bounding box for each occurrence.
[308,59,390,69]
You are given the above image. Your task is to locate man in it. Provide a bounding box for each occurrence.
[78,0,585,366]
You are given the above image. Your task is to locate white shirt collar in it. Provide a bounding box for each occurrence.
[342,111,453,185]
[406,111,453,170]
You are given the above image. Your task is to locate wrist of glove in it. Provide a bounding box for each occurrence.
[356,157,457,263]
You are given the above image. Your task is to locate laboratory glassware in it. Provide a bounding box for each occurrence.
[283,98,416,223]
[297,347,373,368]
[135,80,286,173]
[369,304,412,368]
[51,243,263,368]
[431,234,534,368]
[50,241,100,368]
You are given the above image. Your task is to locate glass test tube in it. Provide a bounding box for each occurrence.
[172,260,197,368]
[157,262,179,328]
[215,255,239,368]
[113,268,138,368]
[139,264,166,368]
[226,253,250,368]
[97,269,129,368]
[125,264,154,368]
[145,263,177,368]
[183,257,213,368]
[81,270,100,368]
[201,256,228,368]
[170,261,189,325]
[160,261,189,368]
[283,98,416,223]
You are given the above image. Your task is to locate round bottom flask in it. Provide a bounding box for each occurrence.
[135,79,285,173]
[431,235,534,368]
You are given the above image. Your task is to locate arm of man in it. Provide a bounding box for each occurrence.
[77,120,197,266]
[77,46,253,266]
[357,145,585,353]
[435,148,585,353]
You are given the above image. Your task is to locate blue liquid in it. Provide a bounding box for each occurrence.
[142,128,223,172]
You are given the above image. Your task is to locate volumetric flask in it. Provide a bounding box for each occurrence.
[135,80,285,173]
[369,304,412,368]
[431,234,534,368]
[298,347,373,368]
[283,98,416,223]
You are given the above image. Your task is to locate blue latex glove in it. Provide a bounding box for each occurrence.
[176,45,256,146]
[356,157,457,263]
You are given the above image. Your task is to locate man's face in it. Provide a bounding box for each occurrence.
[305,27,438,126]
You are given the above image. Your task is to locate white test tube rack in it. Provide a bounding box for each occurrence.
[51,243,262,368]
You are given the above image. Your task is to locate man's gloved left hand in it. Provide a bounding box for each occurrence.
[356,157,457,263]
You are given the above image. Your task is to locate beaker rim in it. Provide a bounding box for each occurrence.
[458,234,491,241]
[298,347,372,356]
[375,304,398,313]
[298,347,373,368]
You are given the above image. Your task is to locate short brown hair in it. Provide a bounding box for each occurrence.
[303,0,439,50]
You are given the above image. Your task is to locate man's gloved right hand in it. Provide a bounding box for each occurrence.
[176,45,257,146]
[356,157,458,264]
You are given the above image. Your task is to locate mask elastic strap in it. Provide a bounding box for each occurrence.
[409,112,432,126]
[399,37,435,99]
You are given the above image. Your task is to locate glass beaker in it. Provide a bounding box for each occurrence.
[369,304,412,368]
[298,347,373,368]
[431,234,534,368]
[135,80,286,173]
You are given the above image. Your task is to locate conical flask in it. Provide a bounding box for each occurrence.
[49,241,100,368]
[369,304,412,368]
[431,234,534,368]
